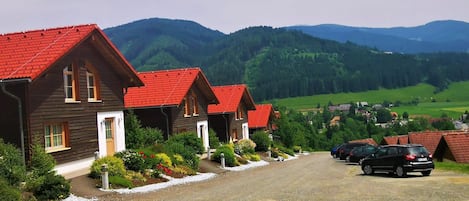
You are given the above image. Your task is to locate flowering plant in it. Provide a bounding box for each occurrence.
[156,163,172,176]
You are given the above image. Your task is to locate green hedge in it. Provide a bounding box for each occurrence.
[212,145,237,167]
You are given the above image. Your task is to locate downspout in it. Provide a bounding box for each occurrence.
[161,107,170,140]
[0,82,26,166]
[222,114,229,142]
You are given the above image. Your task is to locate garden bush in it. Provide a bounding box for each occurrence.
[90,156,126,178]
[0,139,26,187]
[0,177,21,201]
[292,145,302,153]
[208,129,221,149]
[170,154,184,166]
[114,150,145,172]
[166,132,204,154]
[137,149,161,170]
[165,140,200,171]
[125,110,164,149]
[278,146,295,156]
[242,153,261,161]
[155,153,172,167]
[251,131,271,152]
[235,139,256,154]
[32,172,70,201]
[212,145,238,167]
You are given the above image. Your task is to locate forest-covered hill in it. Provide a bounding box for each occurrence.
[286,20,469,54]
[104,18,469,101]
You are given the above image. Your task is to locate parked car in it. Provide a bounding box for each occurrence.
[331,143,345,158]
[338,142,369,160]
[347,144,378,164]
[361,144,434,177]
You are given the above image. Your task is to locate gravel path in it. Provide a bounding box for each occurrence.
[95,152,469,201]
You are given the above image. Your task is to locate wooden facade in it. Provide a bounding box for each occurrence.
[0,25,143,174]
[133,86,213,138]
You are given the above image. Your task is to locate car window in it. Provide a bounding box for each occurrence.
[387,147,398,155]
[408,146,429,155]
[375,148,388,157]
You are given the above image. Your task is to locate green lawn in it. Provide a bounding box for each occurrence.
[274,81,469,118]
[435,161,469,174]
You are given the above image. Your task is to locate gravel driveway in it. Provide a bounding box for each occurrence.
[97,152,469,201]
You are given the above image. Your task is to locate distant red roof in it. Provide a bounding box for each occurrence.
[0,24,142,86]
[125,68,218,108]
[208,84,256,114]
[349,138,378,146]
[248,104,273,129]
[381,136,399,145]
[437,133,469,163]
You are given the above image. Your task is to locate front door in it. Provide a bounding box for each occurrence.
[105,118,115,156]
[197,120,209,150]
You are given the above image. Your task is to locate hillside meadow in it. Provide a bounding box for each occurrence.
[274,81,469,118]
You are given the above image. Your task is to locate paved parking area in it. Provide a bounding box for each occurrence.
[94,152,469,201]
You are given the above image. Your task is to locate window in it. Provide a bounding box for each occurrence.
[192,93,199,116]
[63,65,79,102]
[235,106,243,120]
[183,97,191,117]
[105,118,114,139]
[86,69,100,102]
[44,123,69,152]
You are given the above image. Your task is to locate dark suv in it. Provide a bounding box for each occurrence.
[361,144,434,177]
[337,142,368,160]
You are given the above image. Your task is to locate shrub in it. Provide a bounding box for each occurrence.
[0,139,26,186]
[278,146,295,156]
[0,177,21,201]
[115,150,146,172]
[109,176,133,189]
[213,145,237,167]
[251,131,272,152]
[155,153,172,167]
[171,154,184,166]
[167,132,204,154]
[292,146,302,153]
[90,156,126,178]
[208,129,221,149]
[235,139,256,154]
[28,143,56,175]
[236,156,248,165]
[170,165,197,176]
[243,153,261,161]
[124,170,146,183]
[137,149,161,170]
[165,141,200,171]
[125,110,164,149]
[33,172,70,201]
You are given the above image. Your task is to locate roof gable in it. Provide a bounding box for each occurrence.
[0,24,143,86]
[397,135,409,144]
[125,68,218,108]
[208,84,256,114]
[248,104,274,129]
[380,136,399,145]
[441,133,469,163]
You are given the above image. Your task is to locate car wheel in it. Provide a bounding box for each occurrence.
[422,170,431,176]
[363,165,373,175]
[395,166,407,177]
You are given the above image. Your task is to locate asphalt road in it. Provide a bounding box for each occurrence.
[98,152,469,201]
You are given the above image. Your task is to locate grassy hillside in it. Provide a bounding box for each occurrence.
[274,81,469,118]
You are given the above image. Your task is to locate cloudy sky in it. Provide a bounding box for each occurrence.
[1,0,468,34]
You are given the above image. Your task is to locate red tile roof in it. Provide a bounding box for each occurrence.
[408,131,455,154]
[125,68,218,108]
[397,135,409,144]
[248,104,273,129]
[349,138,378,146]
[208,84,256,114]
[0,24,142,86]
[381,136,399,145]
[440,133,469,163]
